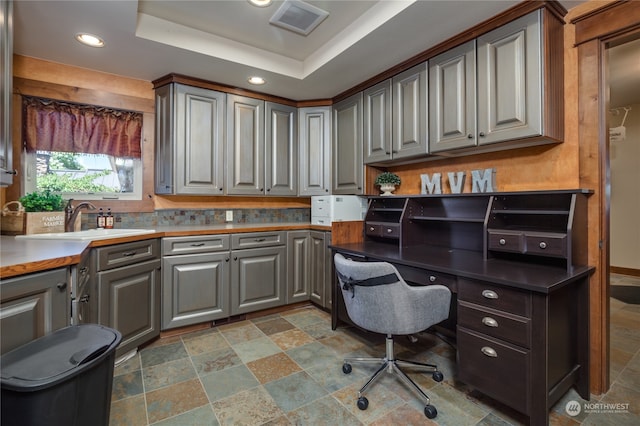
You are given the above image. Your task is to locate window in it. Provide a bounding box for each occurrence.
[22,96,143,200]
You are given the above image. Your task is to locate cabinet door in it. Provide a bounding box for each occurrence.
[227,94,265,195]
[98,259,160,356]
[298,107,331,196]
[162,252,230,330]
[265,102,297,196]
[332,93,363,195]
[429,41,477,153]
[0,0,13,186]
[176,84,226,194]
[0,268,69,355]
[477,11,542,145]
[322,232,332,309]
[231,246,286,315]
[287,231,310,304]
[154,84,173,194]
[363,80,392,164]
[309,231,326,306]
[392,63,428,159]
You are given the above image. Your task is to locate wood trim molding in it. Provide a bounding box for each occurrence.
[572,0,640,46]
[610,266,640,277]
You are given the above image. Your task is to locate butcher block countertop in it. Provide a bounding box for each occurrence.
[1,222,331,279]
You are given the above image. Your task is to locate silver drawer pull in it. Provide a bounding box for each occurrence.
[386,228,393,234]
[539,241,547,249]
[122,251,137,257]
[429,275,437,282]
[370,227,375,231]
[481,346,498,358]
[254,238,266,242]
[190,243,206,247]
[482,289,498,299]
[482,317,498,327]
[499,238,506,245]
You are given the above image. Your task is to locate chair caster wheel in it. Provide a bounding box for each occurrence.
[342,363,352,374]
[424,404,437,419]
[357,396,369,410]
[432,371,444,382]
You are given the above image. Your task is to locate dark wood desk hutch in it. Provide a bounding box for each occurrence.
[330,190,593,426]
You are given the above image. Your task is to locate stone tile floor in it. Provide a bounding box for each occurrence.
[109,274,640,425]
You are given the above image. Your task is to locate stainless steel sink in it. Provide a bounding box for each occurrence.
[16,228,156,241]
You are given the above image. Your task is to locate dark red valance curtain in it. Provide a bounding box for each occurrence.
[23,96,142,158]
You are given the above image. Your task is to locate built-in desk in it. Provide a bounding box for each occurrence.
[329,190,594,426]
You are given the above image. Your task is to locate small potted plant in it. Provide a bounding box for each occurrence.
[374,172,401,196]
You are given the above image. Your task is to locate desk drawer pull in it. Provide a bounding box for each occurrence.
[370,227,375,231]
[499,238,506,245]
[481,346,498,358]
[482,289,498,299]
[386,228,393,234]
[539,241,547,249]
[429,275,437,282]
[482,317,498,327]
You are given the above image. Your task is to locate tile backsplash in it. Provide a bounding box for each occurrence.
[81,208,310,229]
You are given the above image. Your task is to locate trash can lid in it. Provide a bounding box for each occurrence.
[1,324,121,391]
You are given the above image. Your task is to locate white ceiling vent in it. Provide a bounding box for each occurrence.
[269,0,329,36]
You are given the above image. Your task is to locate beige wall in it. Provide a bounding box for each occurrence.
[609,103,640,270]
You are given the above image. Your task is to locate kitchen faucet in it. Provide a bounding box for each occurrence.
[65,199,97,232]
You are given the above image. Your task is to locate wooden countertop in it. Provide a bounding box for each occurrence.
[1,222,330,279]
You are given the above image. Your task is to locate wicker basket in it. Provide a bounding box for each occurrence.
[0,201,69,235]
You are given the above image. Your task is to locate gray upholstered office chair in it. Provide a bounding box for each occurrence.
[334,253,452,419]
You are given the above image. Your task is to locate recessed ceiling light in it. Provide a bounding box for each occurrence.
[248,76,266,85]
[75,33,105,48]
[248,0,272,7]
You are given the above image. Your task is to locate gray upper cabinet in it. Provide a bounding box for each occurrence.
[155,83,226,195]
[0,0,13,186]
[392,63,428,160]
[363,80,392,164]
[265,102,297,196]
[227,94,264,195]
[429,41,477,153]
[477,11,543,145]
[430,11,556,153]
[298,107,331,196]
[332,93,363,195]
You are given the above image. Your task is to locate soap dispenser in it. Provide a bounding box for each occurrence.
[105,208,114,229]
[97,208,105,228]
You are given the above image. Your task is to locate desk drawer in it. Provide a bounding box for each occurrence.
[365,222,400,239]
[458,279,530,317]
[457,301,530,348]
[96,239,159,271]
[394,264,457,292]
[524,232,567,258]
[488,230,524,253]
[457,327,529,415]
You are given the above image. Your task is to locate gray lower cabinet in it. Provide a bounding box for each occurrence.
[161,235,231,330]
[0,268,69,355]
[310,230,332,309]
[230,232,286,315]
[96,239,161,357]
[287,230,310,304]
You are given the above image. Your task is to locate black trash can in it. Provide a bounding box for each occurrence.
[1,324,122,426]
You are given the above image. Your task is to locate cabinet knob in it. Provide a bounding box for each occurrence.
[5,169,17,175]
[386,228,393,234]
[482,289,498,299]
[225,258,230,262]
[56,282,67,291]
[429,275,437,282]
[467,134,473,139]
[482,317,498,327]
[479,132,486,137]
[499,238,506,246]
[539,241,547,249]
[234,256,238,261]
[481,346,498,358]
[325,189,329,192]
[370,227,375,231]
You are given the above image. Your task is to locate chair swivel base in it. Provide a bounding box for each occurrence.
[342,335,443,419]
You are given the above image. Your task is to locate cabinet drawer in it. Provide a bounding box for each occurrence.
[394,264,457,292]
[524,232,566,257]
[162,235,230,255]
[457,327,529,415]
[457,301,530,347]
[96,239,160,271]
[458,279,530,317]
[487,230,524,253]
[365,222,400,239]
[231,231,285,249]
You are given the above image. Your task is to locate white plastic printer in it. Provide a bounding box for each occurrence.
[311,195,367,226]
